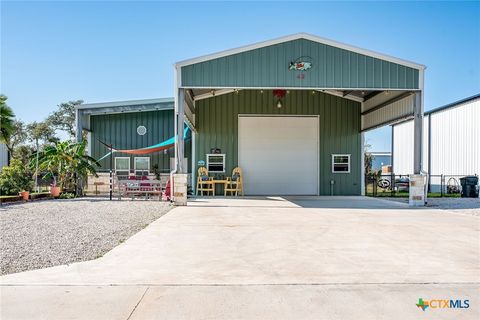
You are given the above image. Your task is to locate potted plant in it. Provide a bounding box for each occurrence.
[31,140,100,198]
[19,190,30,200]
[50,178,61,197]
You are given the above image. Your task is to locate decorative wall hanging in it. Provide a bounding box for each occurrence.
[137,125,147,136]
[288,56,313,71]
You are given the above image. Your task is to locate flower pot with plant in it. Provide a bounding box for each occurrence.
[19,190,30,200]
[50,178,61,197]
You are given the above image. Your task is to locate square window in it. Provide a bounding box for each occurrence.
[332,154,351,173]
[115,157,130,171]
[134,157,150,176]
[206,154,225,173]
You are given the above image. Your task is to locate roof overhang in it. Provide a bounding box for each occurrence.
[77,98,174,118]
[175,32,426,70]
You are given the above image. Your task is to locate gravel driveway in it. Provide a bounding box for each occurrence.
[0,198,171,275]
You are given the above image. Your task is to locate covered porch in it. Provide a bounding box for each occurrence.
[172,33,425,204]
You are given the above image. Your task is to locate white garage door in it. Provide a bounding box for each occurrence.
[238,116,319,195]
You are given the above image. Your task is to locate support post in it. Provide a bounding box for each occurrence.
[177,88,186,174]
[173,88,188,206]
[409,91,425,206]
[413,91,423,174]
[75,109,82,143]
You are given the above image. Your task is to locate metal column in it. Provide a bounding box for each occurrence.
[176,88,186,173]
[75,109,82,142]
[413,91,423,174]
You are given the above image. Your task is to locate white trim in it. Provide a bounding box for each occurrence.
[183,85,420,91]
[134,156,150,174]
[114,157,130,173]
[193,88,363,103]
[86,132,92,156]
[194,89,239,101]
[317,89,364,103]
[360,133,365,196]
[175,33,425,70]
[332,154,351,173]
[206,154,226,173]
[76,98,174,110]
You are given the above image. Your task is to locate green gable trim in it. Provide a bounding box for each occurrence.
[194,90,362,195]
[181,38,419,90]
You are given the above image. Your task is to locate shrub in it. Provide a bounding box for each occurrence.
[0,159,34,195]
[59,192,75,199]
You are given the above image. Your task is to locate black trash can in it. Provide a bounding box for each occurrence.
[459,176,479,198]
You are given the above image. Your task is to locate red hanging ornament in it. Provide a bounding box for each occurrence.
[272,89,287,98]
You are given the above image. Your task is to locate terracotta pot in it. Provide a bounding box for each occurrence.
[19,191,30,201]
[50,186,61,197]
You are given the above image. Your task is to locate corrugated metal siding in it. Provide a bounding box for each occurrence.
[362,94,414,131]
[195,90,362,195]
[429,98,479,176]
[394,98,480,177]
[181,39,419,89]
[0,143,9,169]
[91,110,191,173]
[392,117,429,175]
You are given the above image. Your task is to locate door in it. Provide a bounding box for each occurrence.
[238,116,319,195]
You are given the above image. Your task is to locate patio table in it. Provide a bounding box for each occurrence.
[211,180,228,196]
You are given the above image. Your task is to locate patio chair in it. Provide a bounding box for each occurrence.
[224,167,243,196]
[196,167,214,196]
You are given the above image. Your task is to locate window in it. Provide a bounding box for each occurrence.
[115,157,130,177]
[332,154,350,173]
[134,157,150,176]
[206,154,225,173]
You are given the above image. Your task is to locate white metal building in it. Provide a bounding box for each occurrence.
[0,143,9,170]
[392,94,480,191]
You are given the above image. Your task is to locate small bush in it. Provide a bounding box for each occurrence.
[59,192,76,199]
[0,159,34,195]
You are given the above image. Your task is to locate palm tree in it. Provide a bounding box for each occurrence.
[0,95,15,151]
[32,140,100,191]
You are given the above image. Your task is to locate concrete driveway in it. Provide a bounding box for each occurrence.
[1,196,479,319]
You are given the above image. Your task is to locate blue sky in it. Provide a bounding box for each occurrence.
[1,1,479,151]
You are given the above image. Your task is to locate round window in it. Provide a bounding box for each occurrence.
[137,125,147,136]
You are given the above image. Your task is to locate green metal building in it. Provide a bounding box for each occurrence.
[76,98,191,175]
[173,33,426,196]
[76,33,426,197]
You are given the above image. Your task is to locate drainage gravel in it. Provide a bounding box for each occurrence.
[0,198,172,275]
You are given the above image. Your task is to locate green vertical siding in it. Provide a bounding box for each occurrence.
[195,90,361,195]
[91,110,191,173]
[181,38,419,89]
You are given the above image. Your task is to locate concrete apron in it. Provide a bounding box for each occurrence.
[1,196,479,320]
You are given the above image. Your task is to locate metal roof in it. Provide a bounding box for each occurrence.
[424,93,480,116]
[77,97,174,110]
[175,32,426,70]
[391,93,480,127]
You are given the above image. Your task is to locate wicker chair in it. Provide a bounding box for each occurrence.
[196,167,214,196]
[224,167,243,196]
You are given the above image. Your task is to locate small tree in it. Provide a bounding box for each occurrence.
[47,100,83,139]
[31,140,100,192]
[0,159,34,195]
[27,121,59,146]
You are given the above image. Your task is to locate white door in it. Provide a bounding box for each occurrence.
[238,116,319,195]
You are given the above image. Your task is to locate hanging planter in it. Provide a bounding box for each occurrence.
[273,89,287,109]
